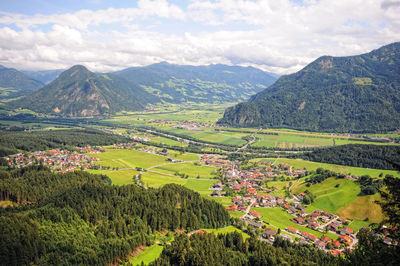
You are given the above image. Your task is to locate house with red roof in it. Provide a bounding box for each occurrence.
[249,210,261,218]
[286,227,299,234]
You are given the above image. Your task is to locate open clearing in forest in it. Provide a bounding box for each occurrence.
[129,244,164,265]
[204,225,250,239]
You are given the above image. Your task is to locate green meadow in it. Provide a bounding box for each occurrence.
[252,131,394,148]
[141,171,215,197]
[204,225,250,239]
[129,244,164,265]
[154,163,216,179]
[253,158,400,178]
[292,177,360,213]
[88,169,139,185]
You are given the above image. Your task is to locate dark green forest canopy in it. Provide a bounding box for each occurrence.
[0,128,131,156]
[297,144,400,170]
[152,232,343,266]
[0,167,230,265]
[219,42,400,133]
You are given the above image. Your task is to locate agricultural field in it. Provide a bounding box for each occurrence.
[291,177,384,223]
[90,148,174,169]
[141,171,215,197]
[129,244,164,266]
[154,163,217,179]
[87,169,139,185]
[150,136,188,147]
[168,128,248,146]
[292,177,360,213]
[337,194,383,223]
[105,102,232,126]
[252,158,400,178]
[252,131,395,148]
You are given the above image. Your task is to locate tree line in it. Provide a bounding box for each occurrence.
[0,167,230,265]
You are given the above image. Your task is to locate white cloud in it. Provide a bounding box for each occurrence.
[0,0,399,74]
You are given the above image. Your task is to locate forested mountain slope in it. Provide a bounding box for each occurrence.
[115,62,277,103]
[0,167,230,265]
[14,65,158,117]
[219,42,400,133]
[0,65,43,99]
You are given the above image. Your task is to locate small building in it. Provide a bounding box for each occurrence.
[263,228,277,239]
[286,226,299,234]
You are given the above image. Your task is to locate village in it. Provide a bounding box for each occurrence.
[203,155,360,255]
[4,145,105,173]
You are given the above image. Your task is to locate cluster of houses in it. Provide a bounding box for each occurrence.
[5,146,103,173]
[112,142,138,149]
[205,157,364,254]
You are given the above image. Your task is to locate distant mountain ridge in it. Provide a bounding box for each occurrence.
[14,65,157,117]
[115,62,277,103]
[219,42,400,133]
[0,65,43,99]
[22,69,64,84]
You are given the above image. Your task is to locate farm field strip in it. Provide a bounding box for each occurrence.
[252,158,400,178]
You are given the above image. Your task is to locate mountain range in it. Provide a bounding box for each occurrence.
[8,63,277,117]
[13,65,157,117]
[115,62,277,103]
[219,42,400,133]
[0,65,43,99]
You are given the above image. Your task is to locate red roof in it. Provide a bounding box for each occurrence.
[287,226,299,232]
[332,240,341,248]
[249,210,261,217]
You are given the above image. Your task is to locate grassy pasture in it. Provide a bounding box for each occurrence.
[204,225,250,239]
[168,128,248,146]
[292,177,360,213]
[253,158,400,178]
[252,131,393,148]
[150,136,188,146]
[129,244,164,265]
[88,169,139,185]
[141,171,215,197]
[154,163,216,179]
[337,194,383,223]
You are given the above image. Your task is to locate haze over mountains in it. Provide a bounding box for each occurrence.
[115,62,277,103]
[0,65,44,99]
[219,42,400,133]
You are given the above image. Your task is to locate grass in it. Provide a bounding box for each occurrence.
[150,136,188,147]
[337,194,384,223]
[141,171,187,188]
[292,177,360,213]
[90,149,168,169]
[251,129,394,148]
[254,158,400,178]
[204,225,250,239]
[253,207,337,239]
[141,171,215,197]
[346,220,372,232]
[129,244,164,265]
[154,163,216,179]
[87,169,139,185]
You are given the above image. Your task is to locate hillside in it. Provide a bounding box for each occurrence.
[219,42,400,133]
[115,62,277,103]
[22,69,64,84]
[14,65,158,117]
[0,65,43,99]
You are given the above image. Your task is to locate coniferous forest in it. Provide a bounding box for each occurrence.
[0,167,230,265]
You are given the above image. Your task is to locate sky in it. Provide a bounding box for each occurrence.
[0,0,399,74]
